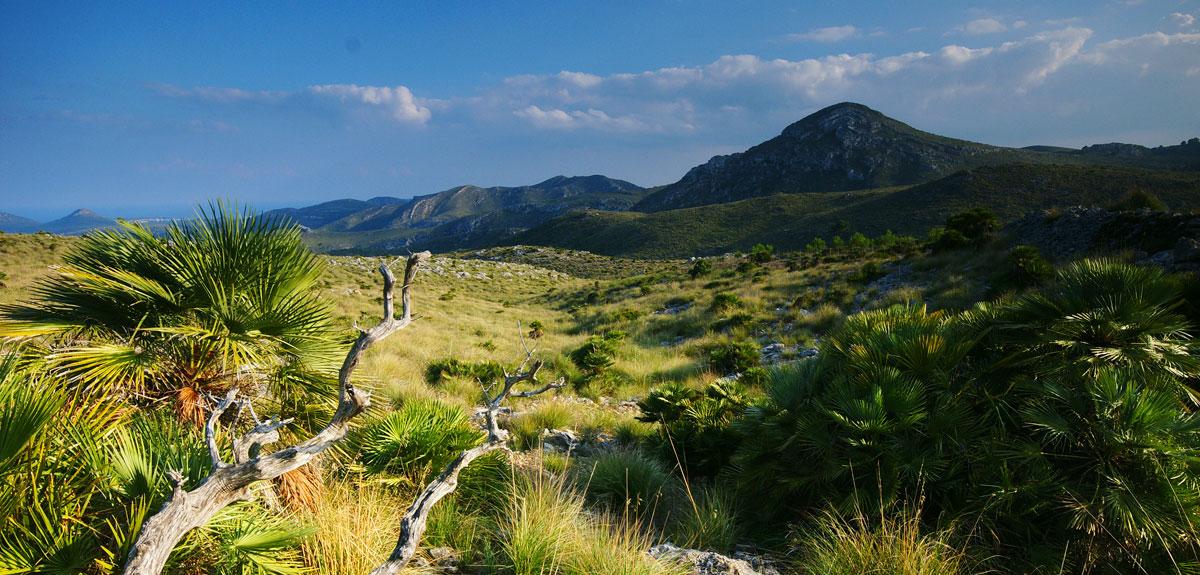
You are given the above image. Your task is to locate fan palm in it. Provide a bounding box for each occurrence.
[0,202,341,424]
[997,368,1200,571]
[993,259,1197,383]
[731,304,985,521]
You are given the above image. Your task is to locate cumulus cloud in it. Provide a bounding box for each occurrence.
[148,26,1199,146]
[151,82,431,124]
[514,105,644,131]
[1171,12,1196,28]
[786,25,858,42]
[941,45,994,65]
[964,18,1007,35]
[307,84,431,123]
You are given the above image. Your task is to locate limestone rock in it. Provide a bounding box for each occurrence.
[647,543,773,575]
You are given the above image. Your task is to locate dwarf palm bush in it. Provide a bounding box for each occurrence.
[733,304,984,520]
[991,368,1200,571]
[993,259,1197,382]
[0,203,341,424]
[355,397,483,478]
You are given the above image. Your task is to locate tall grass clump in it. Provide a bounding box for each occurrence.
[669,486,739,552]
[501,472,681,575]
[582,450,674,518]
[300,481,407,574]
[508,401,577,450]
[794,508,975,575]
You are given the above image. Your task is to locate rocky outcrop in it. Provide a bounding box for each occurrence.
[1005,207,1200,271]
[647,544,780,575]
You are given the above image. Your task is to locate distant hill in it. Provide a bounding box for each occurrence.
[633,103,1200,212]
[39,209,118,235]
[302,175,647,252]
[264,197,404,229]
[515,164,1200,258]
[0,212,40,233]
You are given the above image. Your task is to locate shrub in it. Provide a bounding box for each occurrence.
[806,237,827,255]
[944,208,998,245]
[1000,245,1053,290]
[569,333,622,376]
[709,292,743,314]
[707,340,759,374]
[583,451,674,518]
[995,368,1200,571]
[527,320,545,339]
[638,380,749,478]
[425,358,506,385]
[739,366,769,387]
[855,261,885,283]
[930,229,970,252]
[688,259,713,279]
[749,243,774,263]
[1109,189,1167,212]
[848,232,871,254]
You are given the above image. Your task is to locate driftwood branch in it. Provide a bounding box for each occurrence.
[369,331,565,575]
[121,251,431,575]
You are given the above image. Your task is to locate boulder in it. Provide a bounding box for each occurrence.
[541,428,581,453]
[411,546,460,573]
[647,543,775,575]
[1176,237,1200,263]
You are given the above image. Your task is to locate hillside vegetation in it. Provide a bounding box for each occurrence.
[2,205,1200,574]
[516,164,1200,258]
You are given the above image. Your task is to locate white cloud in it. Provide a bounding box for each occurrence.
[149,26,1199,147]
[941,45,994,64]
[514,105,645,132]
[786,25,858,42]
[307,84,431,124]
[151,82,431,125]
[1013,20,1028,29]
[964,18,1006,35]
[1170,12,1196,28]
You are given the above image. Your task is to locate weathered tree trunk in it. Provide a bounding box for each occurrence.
[122,251,430,575]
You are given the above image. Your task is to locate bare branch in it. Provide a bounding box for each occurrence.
[509,377,567,398]
[205,389,238,468]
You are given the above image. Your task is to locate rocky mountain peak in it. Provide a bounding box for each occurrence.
[67,208,100,218]
[780,102,889,140]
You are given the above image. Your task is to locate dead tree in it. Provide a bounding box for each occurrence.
[122,251,431,575]
[369,334,565,575]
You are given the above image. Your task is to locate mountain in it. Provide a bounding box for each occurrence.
[633,102,1009,211]
[265,196,404,229]
[303,175,647,252]
[515,164,1200,258]
[633,103,1200,212]
[40,209,117,235]
[0,212,40,233]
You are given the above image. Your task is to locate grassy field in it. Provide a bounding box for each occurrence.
[5,223,1195,574]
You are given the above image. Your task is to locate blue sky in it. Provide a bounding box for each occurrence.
[1,1,1198,220]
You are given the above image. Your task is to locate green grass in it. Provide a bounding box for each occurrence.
[792,508,978,575]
